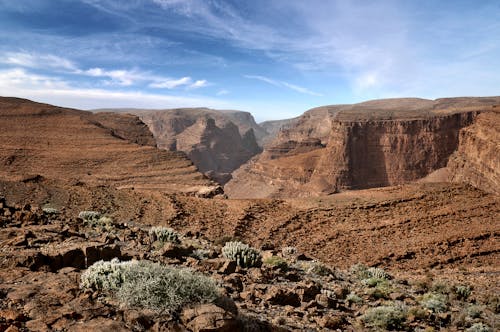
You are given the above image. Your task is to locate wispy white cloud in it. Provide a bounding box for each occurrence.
[245,75,322,96]
[216,89,229,96]
[0,67,228,110]
[0,52,78,71]
[0,51,211,90]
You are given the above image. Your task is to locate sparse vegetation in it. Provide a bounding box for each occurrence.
[420,292,448,313]
[263,256,288,271]
[81,259,220,312]
[455,284,472,300]
[466,323,492,332]
[149,226,181,245]
[78,210,114,230]
[361,303,408,330]
[222,241,262,268]
[42,207,59,215]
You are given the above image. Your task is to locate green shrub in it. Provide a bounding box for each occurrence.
[81,259,219,313]
[80,258,137,291]
[222,241,262,268]
[263,256,288,271]
[78,210,101,221]
[367,267,390,280]
[149,226,181,245]
[455,285,472,300]
[465,304,484,319]
[420,292,448,313]
[117,261,219,312]
[351,264,390,280]
[346,292,363,304]
[466,323,492,332]
[361,303,407,330]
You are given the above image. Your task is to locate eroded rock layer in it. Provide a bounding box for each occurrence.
[226,97,500,198]
[133,108,264,184]
[0,97,216,195]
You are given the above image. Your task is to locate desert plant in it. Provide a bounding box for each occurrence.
[420,292,448,313]
[466,323,492,332]
[81,259,219,313]
[367,267,391,280]
[80,258,137,291]
[149,226,180,245]
[78,210,101,221]
[222,241,262,268]
[465,304,484,319]
[455,285,472,300]
[263,256,288,271]
[346,292,363,304]
[281,246,297,256]
[117,260,219,312]
[42,207,59,215]
[306,261,333,276]
[361,303,407,330]
[190,249,211,260]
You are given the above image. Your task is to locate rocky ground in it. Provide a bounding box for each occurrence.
[0,182,498,331]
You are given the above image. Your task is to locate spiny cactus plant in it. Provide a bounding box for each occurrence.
[455,285,472,300]
[149,226,181,245]
[367,267,390,280]
[222,241,262,268]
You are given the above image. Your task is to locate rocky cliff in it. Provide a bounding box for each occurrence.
[446,109,500,194]
[134,108,263,184]
[226,97,500,198]
[0,97,217,195]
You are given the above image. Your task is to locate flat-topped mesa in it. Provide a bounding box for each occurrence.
[225,97,500,198]
[133,108,264,185]
[0,97,218,195]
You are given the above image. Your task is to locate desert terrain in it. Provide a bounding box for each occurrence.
[0,96,498,331]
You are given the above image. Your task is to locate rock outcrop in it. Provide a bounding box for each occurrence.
[133,108,264,184]
[0,97,216,194]
[446,109,500,194]
[226,97,500,198]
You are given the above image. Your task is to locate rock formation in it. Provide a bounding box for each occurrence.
[226,97,500,198]
[0,97,218,195]
[133,108,264,184]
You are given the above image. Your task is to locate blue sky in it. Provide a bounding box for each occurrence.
[0,0,499,121]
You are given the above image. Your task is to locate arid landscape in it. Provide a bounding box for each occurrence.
[0,96,498,331]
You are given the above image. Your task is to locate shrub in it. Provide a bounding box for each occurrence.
[263,256,288,271]
[361,303,407,330]
[81,259,219,313]
[367,267,391,280]
[420,292,448,313]
[222,241,262,268]
[117,261,219,312]
[306,261,333,276]
[78,210,101,221]
[80,258,137,291]
[190,249,211,260]
[465,304,484,319]
[455,285,472,300]
[149,226,181,245]
[281,246,297,256]
[346,292,363,304]
[466,323,492,332]
[42,207,59,215]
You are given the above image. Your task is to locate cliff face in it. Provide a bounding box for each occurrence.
[0,97,216,195]
[226,97,500,198]
[446,109,500,194]
[135,108,263,184]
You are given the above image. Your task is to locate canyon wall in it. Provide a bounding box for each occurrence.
[0,97,217,195]
[226,97,500,198]
[446,109,500,194]
[135,108,263,184]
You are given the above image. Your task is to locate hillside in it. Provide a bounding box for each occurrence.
[0,97,218,195]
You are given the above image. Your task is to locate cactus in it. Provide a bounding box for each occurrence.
[222,241,262,268]
[149,226,181,245]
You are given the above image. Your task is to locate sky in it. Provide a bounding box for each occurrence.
[0,0,499,121]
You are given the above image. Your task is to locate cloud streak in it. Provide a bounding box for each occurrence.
[245,75,322,96]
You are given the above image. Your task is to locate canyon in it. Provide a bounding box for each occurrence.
[0,96,498,331]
